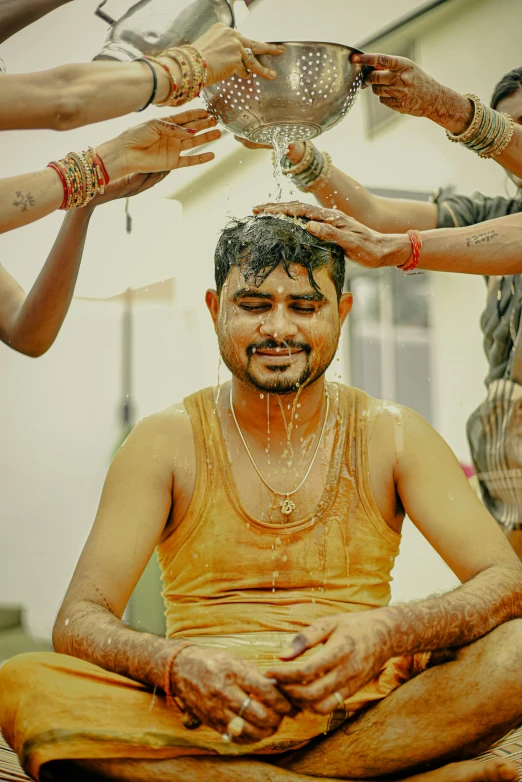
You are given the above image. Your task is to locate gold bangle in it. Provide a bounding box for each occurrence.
[304,152,332,192]
[147,56,177,106]
[446,94,484,144]
[468,105,496,152]
[482,112,515,158]
[282,141,315,176]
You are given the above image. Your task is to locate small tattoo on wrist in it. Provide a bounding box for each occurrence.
[13,191,35,212]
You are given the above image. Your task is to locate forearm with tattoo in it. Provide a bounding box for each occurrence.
[382,564,522,658]
[379,213,522,275]
[53,598,185,692]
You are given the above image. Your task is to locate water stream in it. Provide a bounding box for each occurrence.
[255,124,314,202]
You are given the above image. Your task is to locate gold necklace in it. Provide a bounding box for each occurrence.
[229,385,330,518]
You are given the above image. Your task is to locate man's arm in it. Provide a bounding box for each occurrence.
[53,410,292,741]
[384,405,522,653]
[52,413,184,690]
[0,0,71,45]
[255,202,522,276]
[266,404,522,714]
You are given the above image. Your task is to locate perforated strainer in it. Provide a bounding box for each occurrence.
[202,41,367,144]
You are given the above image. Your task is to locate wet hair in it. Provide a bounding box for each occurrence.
[214,214,345,299]
[491,66,522,109]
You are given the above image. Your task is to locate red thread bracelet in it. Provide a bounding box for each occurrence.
[398,229,422,273]
[47,163,68,209]
[94,150,110,186]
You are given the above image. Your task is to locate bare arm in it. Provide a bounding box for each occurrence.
[1,26,284,131]
[0,62,173,131]
[53,414,184,689]
[238,136,438,233]
[54,409,291,741]
[0,0,71,44]
[0,172,168,357]
[384,406,522,654]
[0,110,219,234]
[255,202,522,276]
[267,404,522,714]
[285,142,438,233]
[355,52,522,180]
[0,210,91,357]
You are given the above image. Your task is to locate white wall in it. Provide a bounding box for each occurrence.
[1,0,519,638]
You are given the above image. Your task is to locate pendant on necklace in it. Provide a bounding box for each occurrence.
[280,497,296,516]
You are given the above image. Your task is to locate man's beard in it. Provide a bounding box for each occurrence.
[219,337,335,395]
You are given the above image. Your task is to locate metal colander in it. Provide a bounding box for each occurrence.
[202,41,366,144]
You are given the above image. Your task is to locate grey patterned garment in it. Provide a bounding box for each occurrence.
[436,190,522,386]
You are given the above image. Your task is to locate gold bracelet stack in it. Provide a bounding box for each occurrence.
[280,142,333,192]
[157,45,207,107]
[47,147,108,210]
[446,94,515,158]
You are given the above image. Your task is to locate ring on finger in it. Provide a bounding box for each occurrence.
[227,716,245,737]
[333,691,345,709]
[221,732,232,743]
[238,696,252,718]
[241,47,254,64]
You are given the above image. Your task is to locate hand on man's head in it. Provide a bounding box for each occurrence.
[252,201,394,269]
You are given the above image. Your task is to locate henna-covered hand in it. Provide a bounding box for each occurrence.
[266,611,391,715]
[171,645,292,744]
[353,52,473,133]
[253,201,410,269]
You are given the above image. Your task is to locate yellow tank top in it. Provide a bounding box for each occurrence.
[157,385,401,639]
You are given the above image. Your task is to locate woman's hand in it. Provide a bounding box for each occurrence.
[234,136,306,166]
[170,645,292,744]
[87,171,169,209]
[265,611,393,715]
[253,201,411,269]
[354,52,473,134]
[194,23,285,85]
[97,109,221,181]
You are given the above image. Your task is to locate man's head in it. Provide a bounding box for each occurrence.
[491,66,522,189]
[206,214,352,395]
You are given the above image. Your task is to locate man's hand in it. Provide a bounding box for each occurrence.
[171,646,292,743]
[265,611,391,715]
[97,109,221,181]
[353,52,473,134]
[253,201,410,269]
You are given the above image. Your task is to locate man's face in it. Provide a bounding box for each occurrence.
[207,263,352,395]
[496,88,522,189]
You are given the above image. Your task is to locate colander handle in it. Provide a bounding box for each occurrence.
[95,0,115,25]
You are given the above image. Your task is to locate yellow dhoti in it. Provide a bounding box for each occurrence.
[0,633,431,781]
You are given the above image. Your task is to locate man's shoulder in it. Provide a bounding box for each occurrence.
[356,391,431,439]
[124,393,205,453]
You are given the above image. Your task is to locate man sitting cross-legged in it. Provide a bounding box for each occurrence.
[3,214,522,782]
